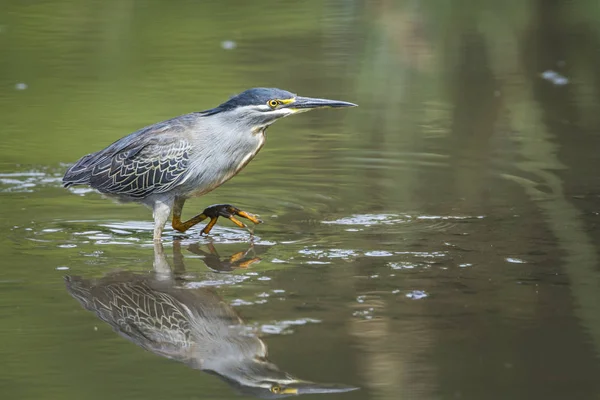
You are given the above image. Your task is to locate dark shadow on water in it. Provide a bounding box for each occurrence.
[64,241,358,398]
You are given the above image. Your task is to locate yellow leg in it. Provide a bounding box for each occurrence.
[171,197,208,233]
[171,198,262,235]
[201,217,219,235]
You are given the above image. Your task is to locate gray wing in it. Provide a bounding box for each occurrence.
[66,277,196,361]
[63,117,193,199]
[90,136,191,198]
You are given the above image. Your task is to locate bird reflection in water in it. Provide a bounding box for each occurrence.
[65,241,358,398]
[186,241,262,272]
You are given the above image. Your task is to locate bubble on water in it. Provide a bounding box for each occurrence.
[55,266,69,270]
[541,70,569,86]
[221,40,237,50]
[356,295,366,303]
[256,240,276,246]
[459,263,473,268]
[389,261,416,270]
[88,234,112,240]
[392,289,400,294]
[417,215,485,220]
[272,289,285,294]
[322,213,407,226]
[405,290,428,300]
[259,318,320,335]
[271,258,287,263]
[71,187,95,196]
[261,325,282,334]
[298,248,358,260]
[352,309,374,320]
[109,228,132,235]
[365,251,393,257]
[506,258,526,264]
[396,250,447,258]
[0,170,61,193]
[257,276,271,281]
[184,275,250,287]
[84,250,103,257]
[15,82,28,90]
[231,299,254,306]
[58,244,77,249]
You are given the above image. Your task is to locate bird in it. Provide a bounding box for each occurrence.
[65,241,358,398]
[62,88,356,241]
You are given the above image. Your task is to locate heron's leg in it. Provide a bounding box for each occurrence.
[153,200,173,241]
[172,199,261,235]
[152,240,172,276]
[171,197,208,233]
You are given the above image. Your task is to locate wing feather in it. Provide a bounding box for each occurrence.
[63,118,194,199]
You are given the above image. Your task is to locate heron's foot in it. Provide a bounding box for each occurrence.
[200,204,262,235]
[187,242,261,271]
[229,250,261,269]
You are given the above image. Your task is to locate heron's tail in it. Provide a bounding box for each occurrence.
[64,275,95,310]
[62,153,98,187]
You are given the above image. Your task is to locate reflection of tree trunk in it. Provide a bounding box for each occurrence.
[350,0,437,212]
[446,29,500,210]
[349,298,435,400]
[481,0,600,372]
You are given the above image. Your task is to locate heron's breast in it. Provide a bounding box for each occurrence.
[186,131,265,197]
[233,133,266,174]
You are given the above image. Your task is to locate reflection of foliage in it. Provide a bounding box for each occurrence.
[3,1,600,399]
[349,0,600,397]
[0,0,326,165]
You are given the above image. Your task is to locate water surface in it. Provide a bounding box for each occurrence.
[2,1,600,399]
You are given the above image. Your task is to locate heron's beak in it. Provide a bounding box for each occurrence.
[284,381,359,395]
[286,96,357,112]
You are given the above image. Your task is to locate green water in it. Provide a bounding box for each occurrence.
[2,0,600,399]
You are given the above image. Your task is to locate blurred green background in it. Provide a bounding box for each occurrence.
[2,0,600,399]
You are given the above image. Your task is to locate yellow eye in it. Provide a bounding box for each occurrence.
[268,99,279,108]
[271,386,281,393]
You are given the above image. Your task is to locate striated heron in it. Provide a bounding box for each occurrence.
[63,88,356,240]
[65,242,358,398]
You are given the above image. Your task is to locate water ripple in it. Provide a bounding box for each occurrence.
[0,170,60,192]
[322,213,485,233]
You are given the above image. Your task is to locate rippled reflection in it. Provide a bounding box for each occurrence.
[65,242,358,398]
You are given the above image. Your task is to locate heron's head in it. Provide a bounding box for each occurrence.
[218,374,359,399]
[210,355,359,398]
[253,380,359,398]
[205,87,357,132]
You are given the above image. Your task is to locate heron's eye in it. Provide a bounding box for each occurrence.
[268,99,280,108]
[271,385,282,393]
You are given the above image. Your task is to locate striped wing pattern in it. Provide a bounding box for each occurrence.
[67,278,194,356]
[63,117,194,199]
[89,138,191,199]
[98,282,193,347]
